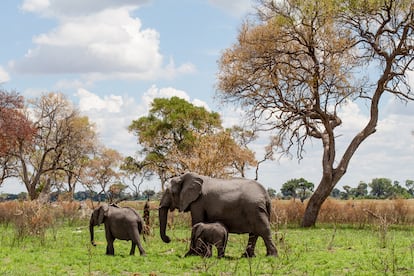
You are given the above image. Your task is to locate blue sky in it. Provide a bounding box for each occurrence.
[1,0,413,194]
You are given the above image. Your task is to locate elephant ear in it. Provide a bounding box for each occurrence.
[179,173,202,212]
[98,205,109,225]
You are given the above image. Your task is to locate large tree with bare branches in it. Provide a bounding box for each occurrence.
[217,0,414,227]
[10,92,97,200]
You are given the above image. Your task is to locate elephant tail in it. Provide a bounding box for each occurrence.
[138,220,146,242]
[266,199,272,221]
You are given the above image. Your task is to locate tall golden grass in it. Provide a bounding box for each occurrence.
[0,198,413,241]
[272,198,414,227]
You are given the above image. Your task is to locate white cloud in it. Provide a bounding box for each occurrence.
[13,2,194,81]
[0,66,10,83]
[143,85,208,109]
[208,0,253,17]
[21,0,150,16]
[21,0,49,13]
[76,88,123,113]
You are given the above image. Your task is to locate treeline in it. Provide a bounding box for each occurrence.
[266,177,414,201]
[0,189,159,202]
[331,178,414,200]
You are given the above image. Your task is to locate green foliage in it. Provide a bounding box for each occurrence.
[280,178,314,201]
[129,96,221,153]
[128,97,222,185]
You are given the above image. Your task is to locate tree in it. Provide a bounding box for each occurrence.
[406,179,414,197]
[281,178,314,201]
[267,187,277,198]
[369,178,393,199]
[108,182,128,202]
[129,96,222,190]
[217,0,414,226]
[354,182,368,198]
[0,90,35,185]
[55,116,98,198]
[169,130,257,178]
[391,180,410,199]
[330,188,341,198]
[120,156,154,199]
[129,97,256,190]
[9,93,96,200]
[81,147,123,202]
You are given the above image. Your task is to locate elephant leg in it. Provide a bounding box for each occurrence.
[136,240,146,256]
[185,235,197,257]
[129,242,136,255]
[261,229,278,256]
[242,233,258,258]
[106,238,115,255]
[131,228,146,256]
[185,244,197,257]
[105,227,115,255]
[205,244,212,258]
[216,242,225,258]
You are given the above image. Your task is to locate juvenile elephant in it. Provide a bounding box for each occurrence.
[90,204,146,256]
[185,222,228,258]
[159,172,278,257]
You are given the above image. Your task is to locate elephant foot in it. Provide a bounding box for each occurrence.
[266,249,278,257]
[185,250,196,257]
[241,251,256,258]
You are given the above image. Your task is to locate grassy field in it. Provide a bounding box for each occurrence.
[1,215,414,274]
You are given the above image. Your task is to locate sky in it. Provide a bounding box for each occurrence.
[0,0,413,194]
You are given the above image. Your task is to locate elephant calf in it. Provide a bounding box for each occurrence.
[185,222,228,258]
[90,204,146,256]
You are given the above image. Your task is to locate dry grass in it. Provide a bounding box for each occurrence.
[0,200,82,243]
[272,198,414,227]
[0,198,413,242]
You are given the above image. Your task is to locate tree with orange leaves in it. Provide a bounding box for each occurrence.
[0,90,35,185]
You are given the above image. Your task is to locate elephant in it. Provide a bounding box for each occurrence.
[89,204,146,256]
[159,172,278,257]
[185,222,228,258]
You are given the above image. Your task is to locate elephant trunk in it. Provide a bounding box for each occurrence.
[159,206,171,243]
[89,221,96,246]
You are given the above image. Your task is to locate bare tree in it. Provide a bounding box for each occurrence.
[9,92,96,200]
[217,0,414,226]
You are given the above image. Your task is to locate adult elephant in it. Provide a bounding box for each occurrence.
[90,204,146,256]
[158,172,278,257]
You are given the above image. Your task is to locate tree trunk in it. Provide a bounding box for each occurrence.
[301,176,335,227]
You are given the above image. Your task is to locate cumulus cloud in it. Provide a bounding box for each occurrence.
[208,0,253,17]
[0,66,10,83]
[12,1,194,81]
[142,85,208,109]
[21,0,150,17]
[76,88,123,113]
[75,86,210,156]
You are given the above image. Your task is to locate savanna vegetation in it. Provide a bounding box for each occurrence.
[1,199,414,275]
[217,0,414,226]
[1,0,413,274]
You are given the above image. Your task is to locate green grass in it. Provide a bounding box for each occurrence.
[1,221,414,275]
